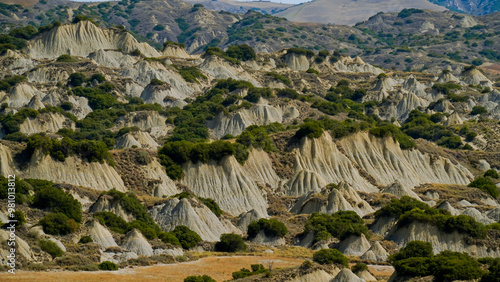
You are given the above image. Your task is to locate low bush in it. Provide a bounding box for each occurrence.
[39,239,64,258]
[266,72,291,86]
[184,275,216,282]
[98,261,118,271]
[94,211,129,234]
[172,225,202,249]
[79,236,93,244]
[468,177,499,198]
[158,231,181,246]
[313,249,348,267]
[351,263,368,273]
[215,233,247,252]
[33,185,82,222]
[39,213,78,235]
[304,211,369,242]
[294,121,323,139]
[484,169,499,179]
[247,218,288,239]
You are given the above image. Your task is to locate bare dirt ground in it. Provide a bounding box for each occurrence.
[0,256,305,282]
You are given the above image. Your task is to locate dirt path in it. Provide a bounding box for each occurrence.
[0,256,304,282]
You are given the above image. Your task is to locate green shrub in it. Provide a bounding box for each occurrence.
[351,263,368,273]
[468,177,499,198]
[158,231,181,246]
[471,106,488,115]
[481,258,500,282]
[432,251,483,281]
[71,85,118,110]
[247,218,288,239]
[313,249,348,267]
[56,54,76,63]
[79,236,93,244]
[172,225,202,249]
[198,197,222,217]
[465,131,478,141]
[68,72,86,87]
[215,233,247,252]
[33,185,82,222]
[39,239,64,258]
[265,72,291,86]
[484,169,499,179]
[94,211,128,234]
[276,88,298,98]
[369,124,415,149]
[12,210,26,225]
[294,121,323,139]
[304,211,368,242]
[375,196,429,219]
[398,8,423,18]
[177,66,206,83]
[286,47,315,57]
[226,44,256,61]
[39,213,78,235]
[98,261,118,271]
[184,275,216,282]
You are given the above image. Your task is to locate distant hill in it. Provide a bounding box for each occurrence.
[274,0,446,25]
[184,0,292,14]
[429,0,500,15]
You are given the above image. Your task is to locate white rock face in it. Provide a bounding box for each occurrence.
[334,56,383,75]
[48,238,67,252]
[26,21,160,59]
[199,55,261,86]
[1,83,45,108]
[292,133,377,193]
[332,268,366,282]
[284,53,310,71]
[146,159,180,198]
[115,131,159,150]
[361,241,389,262]
[460,67,492,86]
[162,45,192,58]
[182,153,269,217]
[389,222,500,258]
[336,234,371,256]
[356,270,376,281]
[437,72,459,83]
[150,197,241,242]
[286,170,328,196]
[372,77,397,91]
[24,150,126,192]
[251,231,286,247]
[286,269,336,282]
[88,49,138,68]
[339,132,472,188]
[87,219,118,249]
[0,230,34,262]
[121,229,154,256]
[0,143,16,176]
[20,112,75,135]
[382,181,421,201]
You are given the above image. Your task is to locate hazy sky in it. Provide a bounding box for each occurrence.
[73,0,311,4]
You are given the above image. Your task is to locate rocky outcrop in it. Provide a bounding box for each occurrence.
[199,55,260,86]
[372,77,397,91]
[251,231,286,246]
[24,150,126,192]
[334,56,383,75]
[0,143,16,176]
[336,234,371,256]
[437,72,459,83]
[121,229,154,256]
[90,194,135,222]
[332,268,366,282]
[0,83,45,108]
[87,219,118,249]
[460,67,492,86]
[88,49,138,68]
[402,75,427,97]
[286,170,327,196]
[162,44,192,58]
[237,209,261,233]
[283,53,310,71]
[150,197,241,242]
[286,269,336,282]
[182,153,269,217]
[339,132,472,188]
[0,230,34,262]
[20,112,75,135]
[113,111,172,138]
[361,241,389,262]
[388,222,500,258]
[115,131,159,150]
[26,21,160,59]
[382,181,421,200]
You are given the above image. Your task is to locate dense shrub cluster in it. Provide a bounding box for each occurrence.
[303,211,369,243]
[98,261,118,271]
[39,213,79,235]
[33,184,82,222]
[184,275,216,282]
[0,176,30,204]
[377,196,489,239]
[172,225,202,249]
[40,239,64,258]
[468,177,499,198]
[247,218,288,239]
[286,47,315,57]
[313,249,348,267]
[215,233,247,252]
[172,191,222,217]
[176,66,207,83]
[265,72,291,86]
[389,241,483,280]
[402,110,463,149]
[71,84,118,110]
[0,75,27,91]
[369,123,416,149]
[203,47,240,65]
[232,264,268,279]
[225,44,256,61]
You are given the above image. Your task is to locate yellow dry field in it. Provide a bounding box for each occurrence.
[0,256,304,282]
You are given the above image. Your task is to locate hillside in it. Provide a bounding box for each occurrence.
[184,0,292,14]
[0,20,499,280]
[274,0,446,25]
[429,0,500,15]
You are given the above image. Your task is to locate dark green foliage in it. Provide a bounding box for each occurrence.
[244,87,273,103]
[468,177,499,198]
[150,78,164,86]
[247,218,288,239]
[39,213,78,235]
[184,275,216,282]
[276,88,298,99]
[8,25,37,40]
[98,261,118,271]
[153,24,165,31]
[398,8,423,18]
[390,242,483,280]
[304,212,368,242]
[313,249,348,267]
[375,196,429,218]
[79,236,93,244]
[0,108,38,134]
[33,185,82,222]
[198,197,222,217]
[172,225,202,249]
[177,66,206,83]
[68,72,86,87]
[236,125,274,153]
[232,264,268,279]
[465,131,478,141]
[351,263,368,273]
[12,210,26,225]
[481,258,500,282]
[56,54,76,63]
[471,106,488,115]
[369,124,416,149]
[158,232,181,246]
[294,121,323,139]
[286,47,315,57]
[306,68,319,75]
[40,239,64,258]
[72,15,99,26]
[215,233,247,252]
[71,85,118,110]
[226,44,256,61]
[203,47,240,65]
[90,73,106,83]
[402,110,462,149]
[484,169,499,179]
[266,72,291,86]
[0,75,27,91]
[94,211,129,234]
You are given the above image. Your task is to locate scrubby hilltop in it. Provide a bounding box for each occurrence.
[0,20,499,281]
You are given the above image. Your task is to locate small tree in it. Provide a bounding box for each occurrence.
[184,275,216,282]
[172,225,202,249]
[215,233,247,252]
[98,261,118,271]
[39,239,64,258]
[313,249,348,267]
